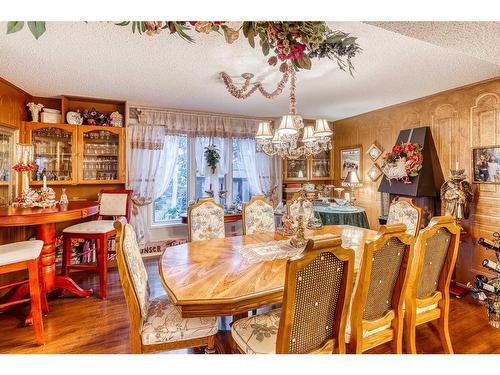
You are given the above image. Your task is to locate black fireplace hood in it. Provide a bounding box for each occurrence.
[378,126,444,197]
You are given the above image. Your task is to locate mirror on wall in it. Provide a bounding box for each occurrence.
[0,124,19,207]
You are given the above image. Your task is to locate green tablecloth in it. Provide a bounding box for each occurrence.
[314,204,370,229]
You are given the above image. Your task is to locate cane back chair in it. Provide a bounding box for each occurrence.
[114,220,218,354]
[347,224,415,354]
[242,195,275,235]
[187,198,225,242]
[231,237,355,354]
[404,216,460,354]
[62,189,133,299]
[387,197,422,237]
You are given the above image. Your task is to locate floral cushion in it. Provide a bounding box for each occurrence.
[141,294,218,345]
[387,201,419,236]
[289,200,314,227]
[244,200,275,235]
[123,224,150,321]
[190,201,225,241]
[231,308,281,354]
[100,193,129,217]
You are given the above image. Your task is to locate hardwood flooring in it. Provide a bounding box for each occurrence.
[0,259,499,354]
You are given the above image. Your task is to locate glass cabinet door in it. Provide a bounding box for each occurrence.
[311,149,332,179]
[285,158,308,180]
[0,125,18,207]
[79,127,122,183]
[29,125,76,184]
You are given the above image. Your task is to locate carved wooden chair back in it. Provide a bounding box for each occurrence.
[404,216,460,354]
[348,224,415,354]
[187,197,225,242]
[114,219,150,351]
[242,195,275,235]
[276,237,355,354]
[98,189,133,222]
[387,197,422,236]
[287,196,314,227]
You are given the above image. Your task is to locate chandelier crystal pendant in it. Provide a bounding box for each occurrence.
[254,64,333,159]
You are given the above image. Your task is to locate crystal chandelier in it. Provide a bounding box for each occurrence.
[220,63,333,160]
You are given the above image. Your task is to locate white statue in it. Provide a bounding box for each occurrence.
[27,102,44,122]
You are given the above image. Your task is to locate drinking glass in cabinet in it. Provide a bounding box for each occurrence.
[83,131,119,181]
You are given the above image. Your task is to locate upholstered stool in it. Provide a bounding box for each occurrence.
[0,240,46,345]
[61,189,133,299]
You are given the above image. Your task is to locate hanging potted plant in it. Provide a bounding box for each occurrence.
[204,143,220,174]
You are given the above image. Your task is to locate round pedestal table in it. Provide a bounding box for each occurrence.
[314,204,370,229]
[0,201,100,308]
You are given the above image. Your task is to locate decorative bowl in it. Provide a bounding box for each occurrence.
[334,198,349,206]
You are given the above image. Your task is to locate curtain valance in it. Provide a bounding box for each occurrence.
[135,108,262,139]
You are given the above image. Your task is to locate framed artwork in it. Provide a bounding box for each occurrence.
[472,146,500,184]
[367,143,383,162]
[340,146,362,180]
[367,164,383,182]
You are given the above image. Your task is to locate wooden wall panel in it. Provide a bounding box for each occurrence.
[0,77,30,128]
[333,77,500,285]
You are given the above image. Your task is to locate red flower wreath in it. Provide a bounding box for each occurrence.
[382,142,423,184]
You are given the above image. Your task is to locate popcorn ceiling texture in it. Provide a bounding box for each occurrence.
[366,22,500,65]
[0,22,498,121]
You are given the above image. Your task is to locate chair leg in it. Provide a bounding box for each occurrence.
[436,299,453,354]
[205,335,216,354]
[403,309,417,354]
[97,236,108,299]
[28,258,44,346]
[391,315,403,354]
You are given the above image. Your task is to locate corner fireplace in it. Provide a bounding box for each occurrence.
[378,126,444,228]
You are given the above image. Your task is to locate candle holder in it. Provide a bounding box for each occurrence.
[12,144,37,207]
[290,191,308,248]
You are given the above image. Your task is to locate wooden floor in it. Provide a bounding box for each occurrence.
[1,259,499,354]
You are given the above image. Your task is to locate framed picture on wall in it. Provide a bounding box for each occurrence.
[340,146,362,180]
[367,143,383,162]
[472,146,500,183]
[367,164,383,182]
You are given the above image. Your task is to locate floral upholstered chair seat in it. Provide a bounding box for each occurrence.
[244,199,275,235]
[141,295,218,345]
[387,201,420,236]
[231,308,281,354]
[189,200,225,241]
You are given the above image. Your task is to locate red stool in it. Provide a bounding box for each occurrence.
[0,240,47,345]
[61,189,133,299]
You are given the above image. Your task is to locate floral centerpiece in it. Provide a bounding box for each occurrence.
[12,161,37,173]
[381,142,423,184]
[78,108,111,126]
[204,144,220,174]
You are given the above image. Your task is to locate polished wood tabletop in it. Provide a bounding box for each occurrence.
[0,201,99,226]
[159,225,378,318]
[179,212,242,224]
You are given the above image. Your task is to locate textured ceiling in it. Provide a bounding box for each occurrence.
[0,21,499,121]
[366,22,500,65]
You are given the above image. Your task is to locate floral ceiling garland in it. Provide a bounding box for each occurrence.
[381,142,423,184]
[6,21,361,72]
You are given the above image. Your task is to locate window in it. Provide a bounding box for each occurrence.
[152,134,275,225]
[152,135,188,224]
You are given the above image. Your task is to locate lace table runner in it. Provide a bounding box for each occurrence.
[236,233,338,264]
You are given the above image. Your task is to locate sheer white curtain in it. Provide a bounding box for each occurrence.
[239,138,281,204]
[127,124,179,243]
[195,137,227,203]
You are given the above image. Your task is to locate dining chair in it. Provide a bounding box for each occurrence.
[231,237,355,354]
[387,197,422,236]
[114,220,218,354]
[347,224,414,354]
[404,216,460,354]
[287,196,314,227]
[0,240,47,345]
[61,189,133,299]
[187,197,225,242]
[242,195,275,235]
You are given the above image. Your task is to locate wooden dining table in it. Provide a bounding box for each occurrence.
[0,201,100,307]
[159,225,378,319]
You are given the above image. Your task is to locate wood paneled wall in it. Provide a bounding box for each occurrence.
[333,76,500,285]
[0,77,30,128]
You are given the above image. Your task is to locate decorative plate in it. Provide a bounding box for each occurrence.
[367,164,383,182]
[367,143,383,162]
[66,111,83,125]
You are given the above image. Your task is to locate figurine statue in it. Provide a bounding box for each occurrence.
[440,168,473,229]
